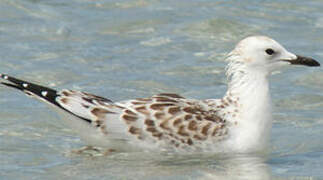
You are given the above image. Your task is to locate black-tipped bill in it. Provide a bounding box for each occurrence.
[283,55,320,67]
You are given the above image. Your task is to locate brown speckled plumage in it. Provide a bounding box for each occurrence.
[55,91,231,150]
[0,73,237,151]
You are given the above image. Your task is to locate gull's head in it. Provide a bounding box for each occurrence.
[228,36,320,73]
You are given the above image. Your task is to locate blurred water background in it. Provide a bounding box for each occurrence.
[0,0,323,179]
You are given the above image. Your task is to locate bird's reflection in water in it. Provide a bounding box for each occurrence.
[58,151,271,179]
[142,153,271,180]
[200,154,271,180]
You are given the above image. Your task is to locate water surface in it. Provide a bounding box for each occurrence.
[0,0,323,179]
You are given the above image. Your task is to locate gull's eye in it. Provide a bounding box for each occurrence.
[265,48,275,55]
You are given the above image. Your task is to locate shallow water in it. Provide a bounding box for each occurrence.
[0,0,323,179]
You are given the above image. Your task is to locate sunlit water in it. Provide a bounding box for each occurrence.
[0,0,323,179]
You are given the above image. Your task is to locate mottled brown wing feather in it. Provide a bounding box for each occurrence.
[57,91,228,150]
[120,93,228,149]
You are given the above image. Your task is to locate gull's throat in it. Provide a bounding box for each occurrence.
[223,60,273,152]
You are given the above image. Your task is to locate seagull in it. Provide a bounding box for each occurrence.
[0,36,320,153]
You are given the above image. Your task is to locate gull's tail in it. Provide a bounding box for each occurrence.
[0,73,132,147]
[0,73,92,123]
[0,73,61,106]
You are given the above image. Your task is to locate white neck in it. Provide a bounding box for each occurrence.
[223,60,272,153]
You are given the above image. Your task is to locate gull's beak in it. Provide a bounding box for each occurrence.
[283,55,320,67]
